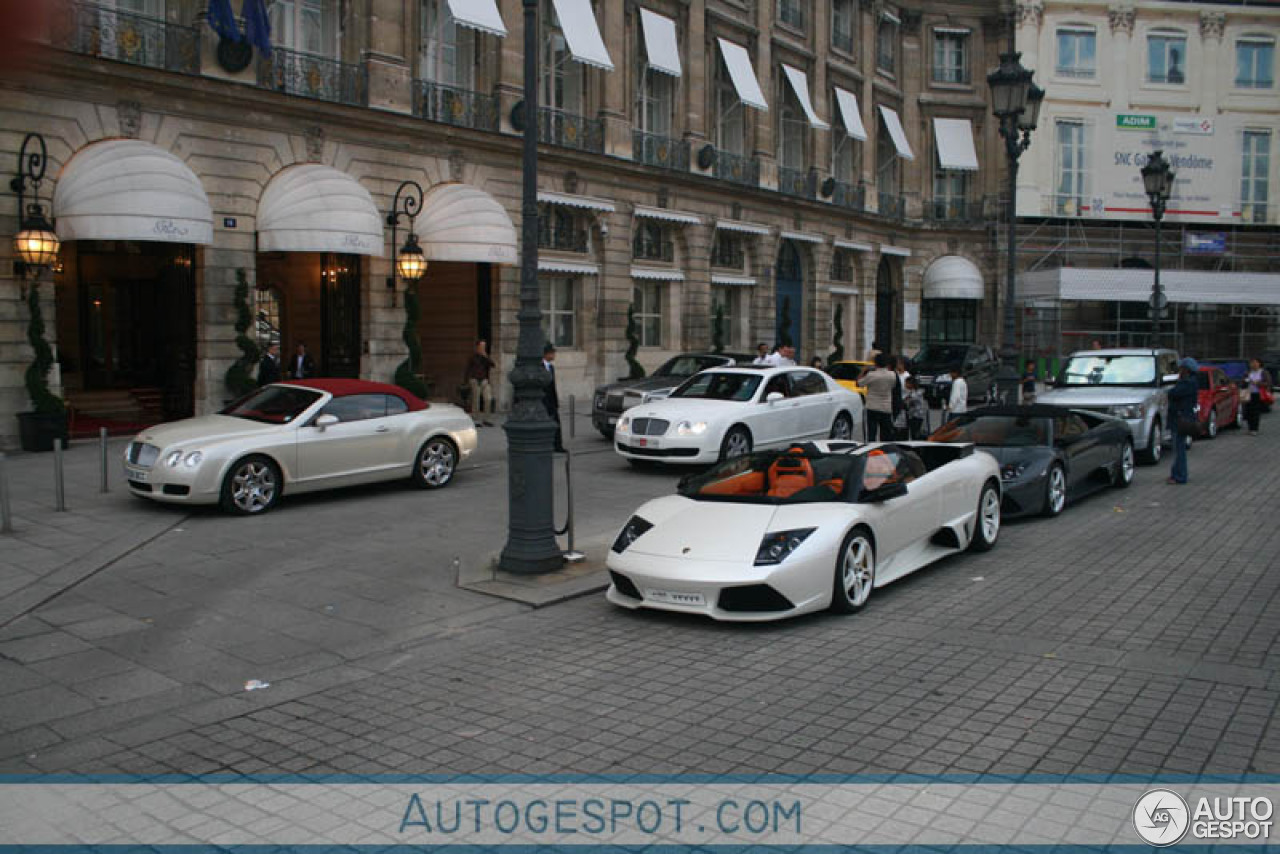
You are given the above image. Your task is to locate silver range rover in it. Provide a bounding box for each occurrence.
[1036,348,1181,464]
[591,352,755,438]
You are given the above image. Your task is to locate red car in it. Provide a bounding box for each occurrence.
[1195,366,1241,438]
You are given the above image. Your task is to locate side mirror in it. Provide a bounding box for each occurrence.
[766,392,785,404]
[314,414,339,431]
[1162,373,1180,385]
[861,482,908,502]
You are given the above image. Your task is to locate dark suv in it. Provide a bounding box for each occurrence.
[592,352,755,438]
[911,343,998,406]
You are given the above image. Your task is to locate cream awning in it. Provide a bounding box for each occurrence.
[446,0,506,37]
[551,0,613,70]
[711,274,756,286]
[256,164,383,256]
[634,206,700,225]
[782,65,828,130]
[880,245,912,257]
[923,255,984,299]
[833,87,867,141]
[717,38,768,111]
[639,8,681,77]
[537,190,616,212]
[878,105,914,160]
[53,140,213,245]
[933,117,979,171]
[539,259,600,275]
[414,183,517,264]
[715,219,770,235]
[631,267,684,281]
[780,230,823,244]
[834,239,873,252]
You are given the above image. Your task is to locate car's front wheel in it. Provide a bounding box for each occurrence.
[1113,440,1135,489]
[831,527,875,613]
[1042,463,1066,518]
[719,426,752,461]
[412,437,458,489]
[1139,420,1163,464]
[220,455,281,515]
[597,427,615,440]
[829,412,854,440]
[969,481,1001,552]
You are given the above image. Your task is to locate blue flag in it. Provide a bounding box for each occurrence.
[243,0,272,57]
[206,0,241,42]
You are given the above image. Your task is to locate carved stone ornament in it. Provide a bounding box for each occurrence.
[1200,11,1226,42]
[118,101,142,139]
[1108,5,1135,37]
[448,149,466,182]
[1015,0,1043,29]
[304,126,325,162]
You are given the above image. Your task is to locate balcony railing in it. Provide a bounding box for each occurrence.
[1055,65,1096,79]
[927,198,985,223]
[50,0,199,74]
[633,130,689,172]
[711,241,746,269]
[633,233,675,262]
[538,223,589,253]
[413,80,499,131]
[830,180,865,211]
[712,149,760,188]
[539,108,605,153]
[778,167,817,200]
[878,192,905,219]
[258,46,365,107]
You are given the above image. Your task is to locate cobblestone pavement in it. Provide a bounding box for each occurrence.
[1,417,1278,777]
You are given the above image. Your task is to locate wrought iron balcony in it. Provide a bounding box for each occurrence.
[633,130,689,172]
[258,46,365,107]
[878,192,905,219]
[538,108,605,153]
[830,180,865,211]
[927,198,984,223]
[778,167,817,200]
[632,232,674,262]
[712,149,760,188]
[538,223,589,253]
[49,0,199,74]
[413,80,499,132]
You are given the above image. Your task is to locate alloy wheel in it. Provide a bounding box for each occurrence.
[419,439,457,487]
[231,461,276,513]
[724,430,751,459]
[841,536,874,607]
[1047,466,1066,515]
[980,487,1000,543]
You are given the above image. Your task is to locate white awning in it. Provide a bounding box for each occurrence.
[634,206,700,225]
[53,140,213,245]
[539,259,600,275]
[933,26,971,35]
[631,267,684,282]
[639,8,680,77]
[551,0,613,70]
[833,87,867,141]
[933,117,979,172]
[717,38,768,111]
[711,274,756,286]
[446,0,506,37]
[715,219,770,235]
[256,164,383,256]
[538,190,616,212]
[414,183,516,264]
[880,245,912,257]
[878,105,914,160]
[830,286,858,296]
[780,230,823,244]
[1018,268,1280,306]
[782,65,828,130]
[923,255,984,299]
[834,239,873,252]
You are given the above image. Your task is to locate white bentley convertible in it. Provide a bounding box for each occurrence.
[614,366,863,465]
[123,379,477,515]
[606,440,1002,621]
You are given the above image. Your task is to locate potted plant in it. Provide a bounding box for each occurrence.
[17,281,68,452]
[224,268,260,400]
[622,303,645,380]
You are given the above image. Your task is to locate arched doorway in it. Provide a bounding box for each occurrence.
[775,240,803,350]
[875,256,895,353]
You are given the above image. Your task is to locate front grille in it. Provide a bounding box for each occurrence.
[127,442,160,467]
[630,418,670,437]
[617,444,698,458]
[162,485,190,496]
[718,584,795,613]
[128,482,153,493]
[605,393,625,413]
[610,571,642,600]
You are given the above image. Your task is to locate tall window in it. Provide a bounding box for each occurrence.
[633,283,662,347]
[833,123,858,184]
[540,277,576,347]
[778,0,804,31]
[715,64,745,154]
[933,159,969,219]
[922,300,976,343]
[541,0,584,114]
[876,15,898,74]
[1236,37,1275,89]
[1147,31,1187,84]
[254,285,283,351]
[420,0,475,88]
[712,232,747,270]
[637,65,676,137]
[932,31,969,84]
[832,0,855,54]
[876,118,900,196]
[270,0,338,56]
[1241,130,1271,224]
[778,85,806,171]
[1055,27,1096,78]
[1055,120,1087,215]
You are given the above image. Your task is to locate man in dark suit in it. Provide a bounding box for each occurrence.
[257,342,281,386]
[291,342,316,379]
[543,342,565,452]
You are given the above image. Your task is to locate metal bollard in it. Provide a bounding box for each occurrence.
[568,394,576,439]
[99,427,110,493]
[54,439,66,512]
[562,450,583,562]
[0,452,12,534]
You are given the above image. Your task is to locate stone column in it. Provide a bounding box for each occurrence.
[752,232,780,345]
[685,222,714,351]
[1199,11,1226,114]
[1107,3,1134,112]
[684,0,708,146]
[812,4,832,188]
[859,1,876,189]
[752,4,776,190]
[365,0,412,114]
[899,9,923,219]
[497,0,525,134]
[599,0,631,158]
[810,240,834,363]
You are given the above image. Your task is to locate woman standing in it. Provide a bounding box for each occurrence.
[1244,357,1273,436]
[1166,358,1198,484]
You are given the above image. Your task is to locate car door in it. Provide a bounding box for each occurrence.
[1213,370,1233,423]
[745,373,800,448]
[788,370,831,437]
[1056,413,1100,488]
[295,394,403,483]
[859,449,938,583]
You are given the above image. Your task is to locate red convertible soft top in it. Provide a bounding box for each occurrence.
[287,379,428,411]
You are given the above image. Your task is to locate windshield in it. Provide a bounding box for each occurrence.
[827,362,868,382]
[930,414,1049,447]
[914,345,967,366]
[1059,355,1157,386]
[671,372,761,401]
[656,355,723,377]
[220,385,322,424]
[680,451,857,504]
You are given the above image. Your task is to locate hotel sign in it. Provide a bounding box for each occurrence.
[1116,114,1157,131]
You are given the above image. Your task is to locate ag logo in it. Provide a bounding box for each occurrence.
[1134,789,1190,846]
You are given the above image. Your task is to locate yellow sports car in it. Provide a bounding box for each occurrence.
[826,361,873,397]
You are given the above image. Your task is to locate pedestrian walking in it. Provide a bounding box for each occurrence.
[290,342,316,379]
[543,342,565,453]
[947,364,968,416]
[1167,357,1198,484]
[465,339,496,426]
[904,376,928,439]
[1243,356,1274,435]
[861,353,897,442]
[1021,364,1037,405]
[257,342,281,386]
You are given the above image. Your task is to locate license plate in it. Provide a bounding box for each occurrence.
[125,468,148,483]
[644,589,706,606]
[636,438,659,448]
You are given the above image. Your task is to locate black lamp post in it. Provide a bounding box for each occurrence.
[987,49,1042,403]
[1140,150,1175,347]
[11,132,60,282]
[500,0,563,574]
[387,180,426,304]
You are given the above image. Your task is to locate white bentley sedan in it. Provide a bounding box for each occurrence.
[614,366,863,465]
[123,379,478,515]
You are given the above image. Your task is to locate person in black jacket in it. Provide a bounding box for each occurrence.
[257,342,281,386]
[543,342,565,452]
[1167,357,1198,485]
[290,342,316,379]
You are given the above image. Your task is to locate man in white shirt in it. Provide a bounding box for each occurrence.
[947,365,968,415]
[752,342,770,365]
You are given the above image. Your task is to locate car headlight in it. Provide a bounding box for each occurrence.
[594,392,606,408]
[675,420,709,436]
[1110,404,1143,419]
[165,450,183,467]
[1001,462,1028,481]
[611,515,654,554]
[617,416,631,433]
[754,528,817,566]
[182,451,203,468]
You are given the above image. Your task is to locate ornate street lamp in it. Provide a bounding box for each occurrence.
[387,180,426,304]
[987,49,1041,404]
[11,132,60,282]
[1140,150,1175,346]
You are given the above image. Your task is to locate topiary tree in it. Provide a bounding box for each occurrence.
[830,302,845,363]
[24,282,64,415]
[394,282,430,398]
[712,301,726,354]
[224,268,260,397]
[778,296,793,348]
[624,303,645,379]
